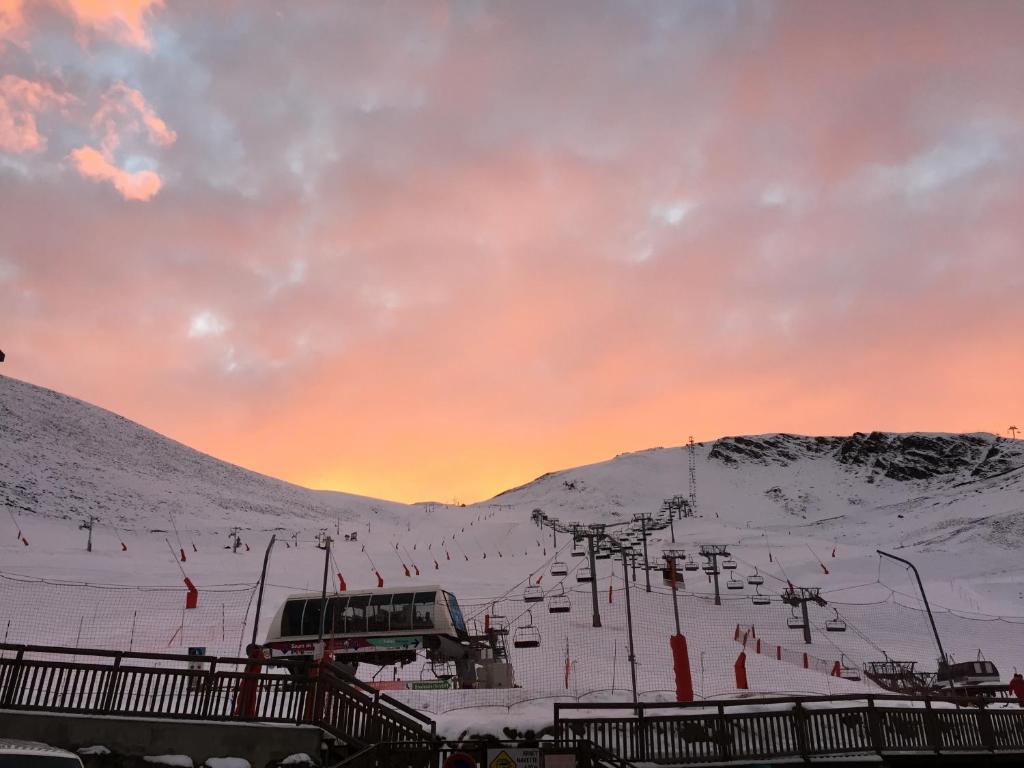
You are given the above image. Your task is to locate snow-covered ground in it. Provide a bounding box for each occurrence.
[2,373,1022,728]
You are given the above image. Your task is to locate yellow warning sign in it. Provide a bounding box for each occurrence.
[489,751,516,768]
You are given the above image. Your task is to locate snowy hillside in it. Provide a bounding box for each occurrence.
[0,373,412,532]
[2,373,1022,729]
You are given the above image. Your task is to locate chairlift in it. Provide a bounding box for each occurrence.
[787,607,805,630]
[825,608,847,633]
[571,540,586,557]
[488,602,509,635]
[751,588,771,606]
[429,660,456,680]
[702,563,716,574]
[596,550,611,560]
[746,568,764,586]
[576,565,593,583]
[512,610,541,649]
[523,583,545,603]
[726,576,744,590]
[722,559,737,570]
[548,583,571,614]
[839,655,861,681]
[551,561,568,576]
[684,560,699,572]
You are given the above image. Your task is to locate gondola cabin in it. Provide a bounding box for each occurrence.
[937,658,1003,696]
[264,585,469,669]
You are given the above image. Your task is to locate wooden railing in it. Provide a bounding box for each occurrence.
[0,643,434,747]
[555,693,1024,764]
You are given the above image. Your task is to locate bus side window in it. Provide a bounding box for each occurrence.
[282,600,306,637]
[302,598,323,636]
[368,594,392,632]
[413,592,436,629]
[346,595,369,634]
[390,593,414,631]
[327,596,348,634]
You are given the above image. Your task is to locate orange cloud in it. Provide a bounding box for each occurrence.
[92,81,175,154]
[0,75,72,153]
[68,81,175,200]
[62,0,163,49]
[69,144,162,200]
[0,0,24,42]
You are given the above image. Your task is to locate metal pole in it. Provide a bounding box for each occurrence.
[640,516,651,593]
[669,558,681,635]
[588,534,601,628]
[622,550,639,709]
[250,535,277,648]
[800,598,812,645]
[711,555,721,607]
[877,550,949,670]
[317,536,332,647]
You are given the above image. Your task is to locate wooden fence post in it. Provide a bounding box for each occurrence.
[792,701,810,760]
[1,650,25,708]
[866,698,884,755]
[100,653,122,714]
[716,703,731,762]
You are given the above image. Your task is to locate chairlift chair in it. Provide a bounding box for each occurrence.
[839,655,861,681]
[548,583,571,614]
[751,589,771,606]
[576,565,593,583]
[825,609,847,633]
[747,568,764,586]
[787,607,805,630]
[702,563,716,574]
[596,549,611,560]
[551,561,568,576]
[726,576,744,590]
[571,540,586,557]
[684,560,699,571]
[722,559,737,570]
[512,610,541,649]
[523,583,545,603]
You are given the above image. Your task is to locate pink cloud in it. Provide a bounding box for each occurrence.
[62,0,163,50]
[0,74,72,153]
[92,81,176,154]
[69,144,162,200]
[68,82,175,200]
[0,0,25,43]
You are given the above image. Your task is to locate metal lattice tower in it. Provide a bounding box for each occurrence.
[687,436,698,516]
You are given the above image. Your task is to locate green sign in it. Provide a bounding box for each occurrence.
[368,636,422,649]
[408,679,453,691]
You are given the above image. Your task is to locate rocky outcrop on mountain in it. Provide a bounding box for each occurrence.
[709,431,1024,485]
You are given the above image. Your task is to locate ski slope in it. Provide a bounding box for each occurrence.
[2,373,1023,734]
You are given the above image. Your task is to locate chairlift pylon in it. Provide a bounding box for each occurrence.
[512,610,541,649]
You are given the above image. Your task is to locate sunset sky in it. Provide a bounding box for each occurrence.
[2,1,1023,504]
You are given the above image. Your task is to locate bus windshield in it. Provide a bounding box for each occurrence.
[444,591,467,634]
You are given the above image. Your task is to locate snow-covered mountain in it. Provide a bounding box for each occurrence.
[491,432,1024,551]
[0,373,411,532]
[2,373,1022,724]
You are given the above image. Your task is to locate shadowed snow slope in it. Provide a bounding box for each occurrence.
[1,374,410,531]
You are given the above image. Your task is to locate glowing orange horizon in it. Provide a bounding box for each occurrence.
[2,2,1022,504]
